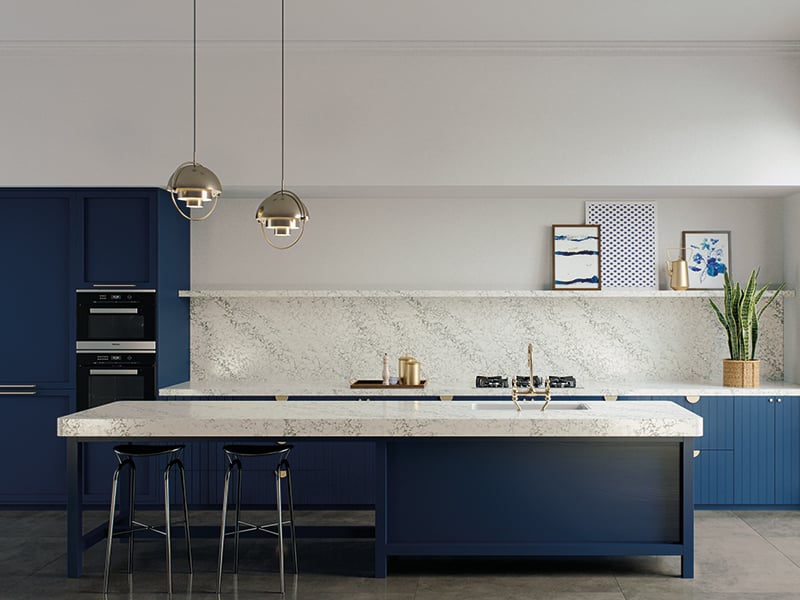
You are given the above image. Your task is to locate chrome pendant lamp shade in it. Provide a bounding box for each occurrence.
[255,0,309,249]
[168,0,222,221]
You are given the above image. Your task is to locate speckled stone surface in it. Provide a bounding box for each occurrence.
[159,379,800,397]
[57,400,702,439]
[185,293,786,387]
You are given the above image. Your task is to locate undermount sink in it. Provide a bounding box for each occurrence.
[471,402,591,411]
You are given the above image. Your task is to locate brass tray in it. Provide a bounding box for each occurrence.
[350,379,427,389]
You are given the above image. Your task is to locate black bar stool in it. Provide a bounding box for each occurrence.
[103,444,192,595]
[216,443,298,595]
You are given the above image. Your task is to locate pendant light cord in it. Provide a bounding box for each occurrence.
[280,0,285,192]
[192,0,198,166]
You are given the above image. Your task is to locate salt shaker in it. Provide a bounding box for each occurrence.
[382,353,390,385]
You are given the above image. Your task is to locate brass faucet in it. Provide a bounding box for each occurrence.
[511,343,551,412]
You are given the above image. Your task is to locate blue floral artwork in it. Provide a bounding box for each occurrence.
[682,231,730,289]
[552,225,601,290]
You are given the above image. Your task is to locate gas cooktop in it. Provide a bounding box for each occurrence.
[475,375,576,388]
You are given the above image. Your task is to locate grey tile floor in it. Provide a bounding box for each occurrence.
[1,509,800,599]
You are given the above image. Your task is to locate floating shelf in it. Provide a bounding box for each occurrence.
[179,289,794,299]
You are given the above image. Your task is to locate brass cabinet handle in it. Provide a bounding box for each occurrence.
[274,395,288,401]
[693,450,701,458]
[686,395,700,404]
[439,395,453,401]
[603,395,617,402]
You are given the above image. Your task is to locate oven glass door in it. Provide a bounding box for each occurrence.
[77,354,156,410]
[87,368,148,407]
[86,308,146,340]
[76,291,156,343]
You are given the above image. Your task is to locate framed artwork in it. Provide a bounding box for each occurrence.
[552,225,601,290]
[585,201,657,288]
[682,231,730,289]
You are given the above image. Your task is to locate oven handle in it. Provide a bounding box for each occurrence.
[89,308,139,314]
[89,369,140,376]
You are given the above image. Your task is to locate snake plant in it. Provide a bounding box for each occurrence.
[709,269,784,361]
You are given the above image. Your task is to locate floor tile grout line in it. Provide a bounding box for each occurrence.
[733,510,800,571]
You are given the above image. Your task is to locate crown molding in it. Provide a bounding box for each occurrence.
[1,39,800,57]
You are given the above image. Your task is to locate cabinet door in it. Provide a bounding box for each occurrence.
[80,190,155,287]
[734,396,775,504]
[0,190,76,387]
[675,396,733,450]
[0,391,72,504]
[775,397,800,505]
[694,450,734,505]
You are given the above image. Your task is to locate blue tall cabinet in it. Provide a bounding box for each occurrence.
[0,188,189,506]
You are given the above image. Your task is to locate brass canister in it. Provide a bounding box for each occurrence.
[398,355,413,384]
[405,360,421,386]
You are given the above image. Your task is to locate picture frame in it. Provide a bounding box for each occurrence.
[682,230,731,290]
[552,224,601,290]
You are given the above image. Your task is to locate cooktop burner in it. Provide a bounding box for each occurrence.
[475,376,508,388]
[475,375,577,388]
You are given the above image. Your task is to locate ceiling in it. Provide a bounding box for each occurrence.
[3,0,800,44]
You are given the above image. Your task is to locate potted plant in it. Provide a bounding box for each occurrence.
[709,269,784,387]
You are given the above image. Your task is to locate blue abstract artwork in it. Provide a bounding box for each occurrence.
[552,225,601,290]
[682,231,730,289]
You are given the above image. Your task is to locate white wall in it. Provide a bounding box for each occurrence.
[784,193,800,382]
[190,195,785,290]
[1,45,799,187]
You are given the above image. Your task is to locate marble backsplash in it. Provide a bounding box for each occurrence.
[187,294,785,387]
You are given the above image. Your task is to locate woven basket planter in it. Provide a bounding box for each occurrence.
[722,359,760,388]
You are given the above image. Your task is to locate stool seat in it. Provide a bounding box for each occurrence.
[113,444,185,457]
[223,443,292,457]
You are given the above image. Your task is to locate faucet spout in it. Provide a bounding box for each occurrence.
[511,343,551,411]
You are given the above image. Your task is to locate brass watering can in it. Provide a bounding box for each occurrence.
[666,248,689,290]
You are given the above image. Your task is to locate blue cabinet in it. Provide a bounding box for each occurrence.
[79,190,156,287]
[0,391,73,504]
[734,396,800,505]
[1,190,78,388]
[0,187,189,507]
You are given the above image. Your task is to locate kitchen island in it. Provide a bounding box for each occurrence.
[58,399,702,578]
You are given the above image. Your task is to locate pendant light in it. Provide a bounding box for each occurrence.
[255,0,309,249]
[167,0,222,221]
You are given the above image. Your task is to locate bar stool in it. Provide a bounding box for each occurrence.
[216,443,298,595]
[103,444,192,595]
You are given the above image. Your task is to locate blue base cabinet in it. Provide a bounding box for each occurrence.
[734,396,800,505]
[0,391,74,504]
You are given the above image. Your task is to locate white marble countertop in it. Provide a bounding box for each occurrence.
[158,380,800,398]
[57,400,702,439]
[178,289,795,298]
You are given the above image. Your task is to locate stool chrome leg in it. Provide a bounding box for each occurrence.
[127,462,136,574]
[275,464,285,595]
[164,460,176,596]
[178,461,193,573]
[216,459,236,594]
[233,459,243,574]
[103,459,126,594]
[284,460,298,574]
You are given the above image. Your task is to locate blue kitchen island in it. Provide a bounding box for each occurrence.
[57,399,702,578]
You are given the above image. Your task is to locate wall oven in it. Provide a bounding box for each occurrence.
[76,352,156,410]
[76,289,156,351]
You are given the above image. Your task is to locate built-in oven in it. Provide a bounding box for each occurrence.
[76,351,156,410]
[76,289,156,351]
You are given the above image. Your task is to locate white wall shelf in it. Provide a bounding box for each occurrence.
[179,289,795,299]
